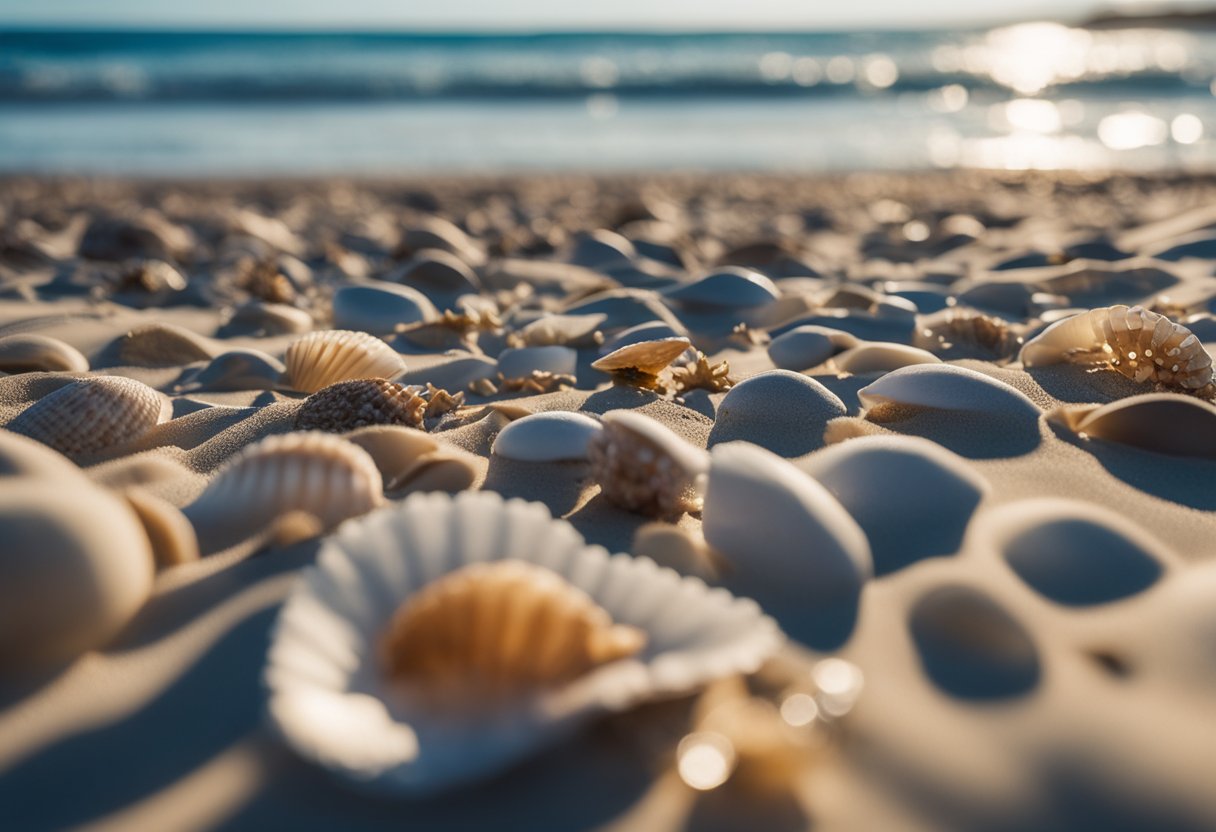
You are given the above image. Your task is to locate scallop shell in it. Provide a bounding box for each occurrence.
[1019,305,1213,394]
[185,431,384,553]
[264,490,782,793]
[491,411,603,462]
[591,336,692,390]
[295,378,427,434]
[284,330,407,394]
[587,409,709,518]
[7,376,171,459]
[1046,393,1216,459]
[0,334,89,374]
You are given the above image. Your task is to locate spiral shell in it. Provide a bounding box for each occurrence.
[284,330,407,394]
[1020,305,1213,394]
[7,376,170,459]
[295,378,426,433]
[587,409,709,518]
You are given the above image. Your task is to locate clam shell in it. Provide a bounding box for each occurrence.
[491,411,603,462]
[496,346,578,380]
[1046,393,1216,459]
[284,330,407,394]
[185,431,384,553]
[264,490,782,793]
[766,325,856,371]
[295,378,426,434]
[7,376,171,459]
[227,300,314,336]
[857,364,1040,418]
[332,283,438,336]
[344,425,480,495]
[663,267,779,309]
[832,343,941,374]
[587,409,709,517]
[117,323,220,367]
[708,370,846,458]
[0,334,89,374]
[591,337,692,377]
[393,249,482,294]
[599,322,688,357]
[514,313,606,348]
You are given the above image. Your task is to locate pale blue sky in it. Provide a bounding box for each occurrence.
[0,0,1204,30]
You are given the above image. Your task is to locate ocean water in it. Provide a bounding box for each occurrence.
[1,25,1215,174]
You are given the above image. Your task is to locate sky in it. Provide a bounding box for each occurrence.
[0,0,1208,31]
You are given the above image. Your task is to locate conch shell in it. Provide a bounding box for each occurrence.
[284,330,407,393]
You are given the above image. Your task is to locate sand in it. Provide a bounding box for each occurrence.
[1,171,1215,831]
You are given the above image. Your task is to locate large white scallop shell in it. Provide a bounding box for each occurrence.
[264,490,782,793]
[284,330,407,394]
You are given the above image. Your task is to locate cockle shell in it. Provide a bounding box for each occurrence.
[185,431,384,553]
[491,411,603,462]
[591,336,692,379]
[1046,393,1216,459]
[264,490,782,793]
[0,334,89,374]
[295,378,426,434]
[587,409,709,518]
[284,330,407,394]
[379,559,646,704]
[1019,305,1213,394]
[7,376,171,459]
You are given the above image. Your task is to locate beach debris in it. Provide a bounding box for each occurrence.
[295,378,427,433]
[0,333,89,374]
[590,336,691,391]
[491,411,603,461]
[264,490,782,793]
[8,376,170,459]
[670,352,735,394]
[730,322,769,347]
[332,283,438,335]
[497,370,576,395]
[915,308,1022,359]
[284,329,407,393]
[117,322,220,367]
[396,308,502,350]
[1019,305,1213,396]
[422,383,464,419]
[1046,393,1216,459]
[587,409,709,518]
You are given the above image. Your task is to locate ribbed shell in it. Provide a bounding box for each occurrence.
[284,330,407,394]
[0,334,89,373]
[380,560,645,702]
[295,378,426,433]
[591,337,692,376]
[8,376,169,458]
[1020,305,1213,393]
[587,410,709,518]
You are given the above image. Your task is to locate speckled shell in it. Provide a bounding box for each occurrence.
[590,337,692,376]
[284,330,407,394]
[0,334,89,373]
[264,490,782,794]
[295,378,426,433]
[7,376,170,459]
[587,409,709,518]
[1020,305,1213,393]
[380,559,645,702]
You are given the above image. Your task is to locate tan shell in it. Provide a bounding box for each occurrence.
[294,378,426,433]
[344,424,481,495]
[284,330,407,393]
[0,334,89,373]
[122,486,201,569]
[7,376,170,459]
[1020,305,1213,394]
[514,313,606,348]
[587,409,709,518]
[379,559,646,702]
[117,322,220,367]
[1047,393,1216,459]
[591,336,691,378]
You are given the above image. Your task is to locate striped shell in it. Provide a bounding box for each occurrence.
[7,376,170,459]
[587,409,709,518]
[380,559,646,704]
[591,337,692,386]
[1020,305,1213,394]
[284,330,407,394]
[0,334,89,374]
[295,378,426,433]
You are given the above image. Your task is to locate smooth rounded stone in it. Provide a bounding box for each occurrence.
[0,334,89,374]
[513,313,606,348]
[708,370,847,458]
[981,499,1168,607]
[956,281,1037,317]
[568,229,637,269]
[0,428,85,480]
[0,479,154,669]
[885,285,953,314]
[332,282,438,335]
[122,486,200,569]
[232,209,305,256]
[392,249,482,295]
[766,325,857,371]
[833,343,942,374]
[801,435,988,574]
[495,346,578,380]
[563,288,687,335]
[491,411,603,461]
[78,213,194,262]
[1047,394,1216,459]
[399,354,498,392]
[176,349,286,392]
[857,364,1040,419]
[397,215,485,265]
[227,300,313,335]
[117,322,221,367]
[909,584,1040,701]
[663,267,780,309]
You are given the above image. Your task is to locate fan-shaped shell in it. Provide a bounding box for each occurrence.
[1019,305,1213,394]
[1046,394,1216,459]
[264,490,782,793]
[295,378,426,434]
[7,376,170,459]
[380,559,646,704]
[284,330,407,394]
[0,334,89,374]
[587,409,709,517]
[591,336,692,377]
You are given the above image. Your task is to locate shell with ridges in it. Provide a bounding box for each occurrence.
[284,330,407,394]
[295,378,426,433]
[0,334,89,374]
[587,409,709,518]
[591,336,692,384]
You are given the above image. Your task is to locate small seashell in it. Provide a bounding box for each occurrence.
[284,330,407,394]
[587,409,709,518]
[857,364,1040,419]
[0,334,89,374]
[344,424,479,495]
[497,371,576,395]
[8,376,171,459]
[78,212,194,262]
[117,322,220,367]
[915,308,1022,359]
[708,370,846,458]
[422,384,464,420]
[185,431,384,553]
[121,486,200,569]
[663,267,779,309]
[832,343,941,374]
[1019,305,1213,394]
[174,348,286,393]
[393,249,482,295]
[766,325,857,371]
[512,313,606,348]
[591,337,692,390]
[1046,393,1216,459]
[227,300,314,336]
[396,308,501,351]
[379,559,646,704]
[491,411,603,461]
[599,321,689,356]
[395,216,485,265]
[264,490,782,793]
[332,283,438,336]
[295,378,427,433]
[495,346,578,380]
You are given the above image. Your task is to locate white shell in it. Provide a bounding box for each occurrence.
[832,343,941,374]
[332,283,438,335]
[284,330,407,394]
[708,370,846,457]
[264,490,783,793]
[857,364,1040,418]
[0,334,89,373]
[1046,393,1216,459]
[491,411,603,461]
[515,313,606,348]
[495,346,578,380]
[345,425,480,495]
[766,325,856,371]
[663,267,779,309]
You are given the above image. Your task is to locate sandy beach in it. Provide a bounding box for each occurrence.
[2,170,1216,830]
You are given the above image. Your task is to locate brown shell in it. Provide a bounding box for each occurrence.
[591,337,691,377]
[295,378,426,433]
[284,330,407,393]
[916,309,1022,359]
[8,376,169,459]
[380,560,645,700]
